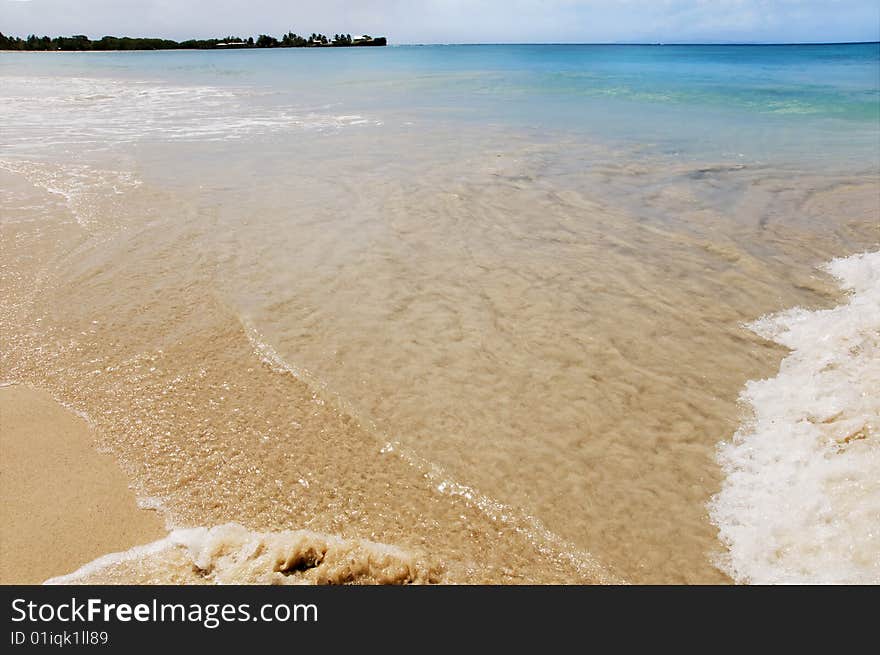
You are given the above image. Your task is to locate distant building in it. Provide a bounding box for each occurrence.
[353,35,387,46]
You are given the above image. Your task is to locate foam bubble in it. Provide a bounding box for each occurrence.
[710,250,880,584]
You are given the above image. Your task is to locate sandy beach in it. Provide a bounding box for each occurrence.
[0,384,165,584]
[0,44,876,584]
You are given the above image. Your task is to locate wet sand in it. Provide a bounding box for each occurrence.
[1,143,877,583]
[0,384,165,584]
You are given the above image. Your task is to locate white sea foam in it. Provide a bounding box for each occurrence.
[710,250,880,584]
[45,523,436,585]
[0,159,140,226]
[0,76,380,152]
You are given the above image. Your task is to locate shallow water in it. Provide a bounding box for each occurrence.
[1,45,878,583]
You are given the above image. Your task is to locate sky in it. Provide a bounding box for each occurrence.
[2,0,879,44]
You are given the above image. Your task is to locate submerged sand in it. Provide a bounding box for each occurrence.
[0,122,877,583]
[2,144,878,584]
[0,384,165,584]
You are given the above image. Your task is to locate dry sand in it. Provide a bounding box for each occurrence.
[0,384,165,584]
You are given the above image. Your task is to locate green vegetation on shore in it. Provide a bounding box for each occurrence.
[0,32,387,51]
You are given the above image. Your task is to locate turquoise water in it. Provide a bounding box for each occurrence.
[3,43,879,164]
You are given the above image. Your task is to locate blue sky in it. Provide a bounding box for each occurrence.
[2,0,879,43]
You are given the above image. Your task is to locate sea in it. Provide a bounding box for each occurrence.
[1,43,878,584]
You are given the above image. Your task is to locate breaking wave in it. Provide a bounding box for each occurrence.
[710,250,880,584]
[45,523,441,585]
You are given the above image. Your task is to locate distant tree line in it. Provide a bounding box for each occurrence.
[0,32,386,51]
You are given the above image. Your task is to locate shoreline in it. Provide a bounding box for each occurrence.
[0,384,165,584]
[1,44,876,583]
